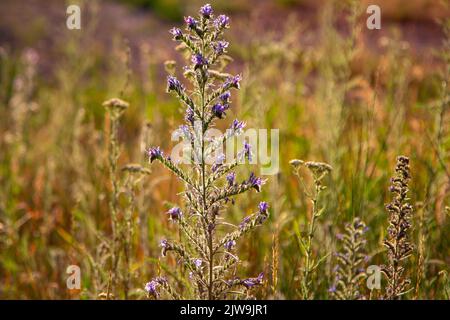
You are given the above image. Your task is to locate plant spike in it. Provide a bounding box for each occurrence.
[145,4,268,300]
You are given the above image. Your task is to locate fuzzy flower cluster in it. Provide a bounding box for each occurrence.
[329,218,369,300]
[145,4,268,300]
[382,155,414,300]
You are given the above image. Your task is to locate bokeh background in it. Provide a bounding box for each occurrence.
[0,0,449,299]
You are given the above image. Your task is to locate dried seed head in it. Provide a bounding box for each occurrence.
[304,161,333,174]
[289,159,304,168]
[103,98,129,113]
[290,159,332,181]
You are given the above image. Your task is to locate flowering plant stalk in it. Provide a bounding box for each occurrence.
[103,97,129,298]
[382,155,414,300]
[145,4,269,300]
[290,159,332,300]
[329,218,368,300]
[103,99,151,299]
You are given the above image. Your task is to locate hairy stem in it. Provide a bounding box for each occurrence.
[108,111,120,297]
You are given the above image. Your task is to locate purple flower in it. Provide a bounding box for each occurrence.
[160,239,170,256]
[242,272,263,288]
[389,185,398,193]
[185,107,194,124]
[243,142,252,161]
[192,53,208,68]
[200,4,213,18]
[213,41,229,54]
[167,207,182,220]
[212,103,229,118]
[185,16,198,29]
[145,280,159,298]
[214,14,230,29]
[328,285,337,293]
[194,259,202,269]
[258,202,269,215]
[239,216,251,230]
[226,172,236,186]
[224,74,241,89]
[167,75,183,92]
[336,233,344,240]
[169,27,182,39]
[224,240,236,250]
[256,202,269,224]
[216,153,226,164]
[225,279,235,287]
[248,172,263,192]
[220,91,231,103]
[230,119,245,133]
[148,146,162,163]
[212,154,226,172]
[242,279,253,288]
[160,239,168,248]
[174,125,191,141]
